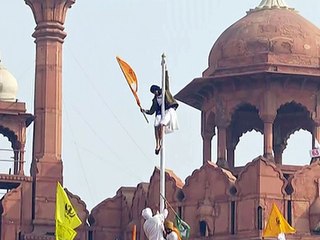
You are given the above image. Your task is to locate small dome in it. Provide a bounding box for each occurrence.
[204,7,320,77]
[0,61,18,102]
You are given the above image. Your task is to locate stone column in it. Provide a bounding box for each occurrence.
[18,143,26,174]
[274,144,285,164]
[311,122,320,164]
[215,101,230,169]
[273,123,285,164]
[201,111,215,165]
[261,115,275,160]
[313,122,320,148]
[25,0,75,228]
[226,130,237,169]
[217,125,228,168]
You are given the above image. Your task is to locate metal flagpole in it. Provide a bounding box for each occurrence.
[160,53,166,212]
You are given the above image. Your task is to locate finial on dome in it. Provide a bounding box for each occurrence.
[249,0,294,13]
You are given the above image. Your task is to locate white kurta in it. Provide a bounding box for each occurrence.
[278,233,286,240]
[142,208,168,240]
[154,108,179,134]
[166,231,179,240]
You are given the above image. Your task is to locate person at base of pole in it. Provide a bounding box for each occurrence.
[164,220,182,240]
[141,71,179,155]
[142,207,168,240]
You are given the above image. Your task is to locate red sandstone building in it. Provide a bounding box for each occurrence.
[0,0,320,239]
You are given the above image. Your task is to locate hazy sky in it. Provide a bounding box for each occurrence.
[1,0,319,210]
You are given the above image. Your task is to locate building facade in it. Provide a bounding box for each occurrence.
[0,0,320,239]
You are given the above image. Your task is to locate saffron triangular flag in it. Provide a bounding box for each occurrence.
[116,56,140,107]
[55,182,82,240]
[116,56,148,123]
[263,203,296,238]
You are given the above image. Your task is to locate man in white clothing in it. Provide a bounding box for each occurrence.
[142,207,168,240]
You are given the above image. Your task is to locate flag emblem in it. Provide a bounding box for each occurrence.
[55,182,82,240]
[263,203,296,239]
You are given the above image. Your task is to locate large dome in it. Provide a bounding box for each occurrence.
[203,7,320,77]
[0,61,18,102]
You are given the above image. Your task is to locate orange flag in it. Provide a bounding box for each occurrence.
[116,56,148,123]
[116,56,141,106]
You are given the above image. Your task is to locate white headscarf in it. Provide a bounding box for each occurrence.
[141,208,168,240]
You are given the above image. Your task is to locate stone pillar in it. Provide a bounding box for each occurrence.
[25,0,75,229]
[273,123,285,164]
[313,123,320,148]
[215,101,230,169]
[227,146,235,168]
[261,115,275,160]
[217,125,227,165]
[201,111,215,165]
[314,92,320,148]
[274,144,285,164]
[18,143,26,174]
[311,122,320,164]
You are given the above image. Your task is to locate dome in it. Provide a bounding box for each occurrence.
[203,6,320,77]
[0,61,18,102]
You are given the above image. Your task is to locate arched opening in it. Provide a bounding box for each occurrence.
[229,103,263,168]
[282,130,311,165]
[235,130,263,167]
[275,102,312,165]
[0,135,15,175]
[257,206,263,230]
[230,201,236,234]
[199,220,209,237]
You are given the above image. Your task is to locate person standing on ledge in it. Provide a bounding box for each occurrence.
[141,70,179,155]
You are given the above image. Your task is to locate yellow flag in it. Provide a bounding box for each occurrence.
[56,221,77,240]
[55,182,82,240]
[263,203,296,237]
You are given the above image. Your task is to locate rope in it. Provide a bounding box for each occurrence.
[65,47,151,162]
[160,192,180,219]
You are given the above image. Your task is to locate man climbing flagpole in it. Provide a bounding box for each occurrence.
[117,54,180,239]
[160,53,166,212]
[140,54,179,240]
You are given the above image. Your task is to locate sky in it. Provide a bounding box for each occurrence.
[0,0,320,211]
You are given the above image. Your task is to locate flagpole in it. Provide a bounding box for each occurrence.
[160,53,166,212]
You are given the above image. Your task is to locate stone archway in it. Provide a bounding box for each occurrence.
[227,103,263,169]
[273,101,313,164]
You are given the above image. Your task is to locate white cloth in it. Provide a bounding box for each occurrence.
[166,231,179,240]
[154,108,179,134]
[277,233,286,240]
[142,208,168,240]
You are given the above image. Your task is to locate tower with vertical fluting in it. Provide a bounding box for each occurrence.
[25,0,75,231]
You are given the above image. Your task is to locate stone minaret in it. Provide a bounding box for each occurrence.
[25,0,75,229]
